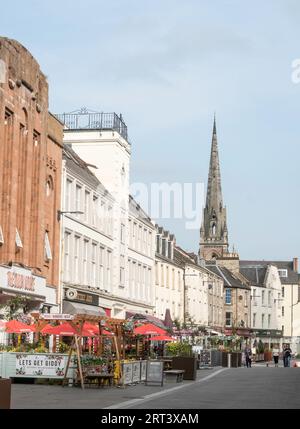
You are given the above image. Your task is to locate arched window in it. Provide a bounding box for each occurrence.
[46,176,53,197]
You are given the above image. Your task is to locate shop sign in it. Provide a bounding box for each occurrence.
[40,314,74,320]
[65,289,99,306]
[0,265,46,296]
[15,354,66,377]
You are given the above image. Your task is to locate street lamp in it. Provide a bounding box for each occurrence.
[57,210,84,221]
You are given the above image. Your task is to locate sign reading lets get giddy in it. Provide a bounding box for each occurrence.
[15,354,66,377]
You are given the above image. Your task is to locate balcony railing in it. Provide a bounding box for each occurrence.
[55,108,128,141]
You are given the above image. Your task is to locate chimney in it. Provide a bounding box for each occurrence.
[293,257,298,273]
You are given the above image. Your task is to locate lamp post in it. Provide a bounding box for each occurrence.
[57,210,84,313]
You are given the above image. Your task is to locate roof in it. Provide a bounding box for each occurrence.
[206,264,250,290]
[239,266,267,286]
[63,144,112,198]
[240,260,299,285]
[128,195,154,228]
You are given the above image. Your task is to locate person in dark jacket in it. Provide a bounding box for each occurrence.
[245,346,252,368]
[283,345,292,367]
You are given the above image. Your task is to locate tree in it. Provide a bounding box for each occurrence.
[0,295,30,320]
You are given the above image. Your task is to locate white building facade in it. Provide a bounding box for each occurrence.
[58,110,155,318]
[154,227,184,323]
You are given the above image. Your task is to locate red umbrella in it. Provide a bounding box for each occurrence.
[6,320,35,334]
[148,335,176,342]
[83,322,114,336]
[134,323,166,336]
[41,322,92,337]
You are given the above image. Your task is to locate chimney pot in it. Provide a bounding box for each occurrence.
[293,257,298,273]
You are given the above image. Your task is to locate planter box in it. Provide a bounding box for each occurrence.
[172,357,197,380]
[230,352,242,368]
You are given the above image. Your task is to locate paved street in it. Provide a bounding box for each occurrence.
[11,366,300,409]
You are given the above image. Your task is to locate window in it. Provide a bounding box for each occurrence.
[161,264,164,286]
[75,185,82,215]
[262,314,265,328]
[225,312,232,327]
[178,271,181,292]
[64,232,71,282]
[65,179,72,211]
[120,268,125,286]
[83,239,89,285]
[156,235,160,253]
[99,247,104,289]
[268,290,271,306]
[253,313,256,328]
[155,262,159,285]
[91,243,97,287]
[15,228,23,249]
[138,225,142,251]
[168,241,172,259]
[282,286,285,298]
[282,306,284,317]
[166,266,169,288]
[252,289,257,306]
[268,314,271,328]
[106,250,112,291]
[282,325,284,335]
[148,231,152,256]
[172,268,175,290]
[121,224,125,244]
[44,232,52,261]
[162,238,167,257]
[0,225,4,245]
[74,236,80,283]
[133,222,137,248]
[225,289,232,305]
[262,290,265,305]
[84,190,90,222]
[278,269,288,278]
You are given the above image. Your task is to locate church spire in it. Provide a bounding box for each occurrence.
[199,115,229,260]
[206,114,223,209]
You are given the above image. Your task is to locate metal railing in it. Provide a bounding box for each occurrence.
[55,108,128,140]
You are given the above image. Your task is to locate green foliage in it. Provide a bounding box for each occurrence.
[73,354,108,367]
[165,341,192,357]
[0,295,30,320]
[257,340,265,354]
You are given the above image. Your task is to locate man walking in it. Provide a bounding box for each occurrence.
[245,346,252,368]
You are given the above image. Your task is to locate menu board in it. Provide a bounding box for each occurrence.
[122,362,133,385]
[199,350,211,367]
[140,361,147,381]
[132,362,141,383]
[146,360,164,386]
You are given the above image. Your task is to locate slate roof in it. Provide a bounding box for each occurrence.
[63,144,113,198]
[128,195,154,228]
[206,264,250,290]
[240,260,299,285]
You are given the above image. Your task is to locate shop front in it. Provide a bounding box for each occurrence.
[0,264,57,315]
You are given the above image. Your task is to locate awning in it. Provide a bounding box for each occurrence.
[126,312,166,329]
[63,301,106,317]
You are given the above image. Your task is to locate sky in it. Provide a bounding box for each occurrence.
[1,0,299,262]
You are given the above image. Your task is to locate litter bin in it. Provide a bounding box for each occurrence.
[0,378,11,409]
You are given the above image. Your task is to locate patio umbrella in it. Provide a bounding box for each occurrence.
[5,320,35,334]
[83,322,114,336]
[148,335,175,342]
[41,322,92,337]
[134,323,166,336]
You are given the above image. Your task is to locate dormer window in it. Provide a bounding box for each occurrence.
[15,228,23,250]
[45,232,52,261]
[0,226,4,245]
[278,269,288,278]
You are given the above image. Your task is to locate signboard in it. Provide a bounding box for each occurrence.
[64,289,99,307]
[15,354,66,377]
[146,360,164,386]
[122,362,133,385]
[132,361,141,383]
[40,314,74,320]
[199,350,211,367]
[140,361,147,381]
[0,265,46,298]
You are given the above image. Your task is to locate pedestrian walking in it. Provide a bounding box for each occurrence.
[273,348,279,367]
[245,346,252,368]
[283,345,292,367]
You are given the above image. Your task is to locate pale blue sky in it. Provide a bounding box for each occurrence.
[1,0,299,262]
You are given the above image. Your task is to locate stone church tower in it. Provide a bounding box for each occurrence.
[199,116,230,261]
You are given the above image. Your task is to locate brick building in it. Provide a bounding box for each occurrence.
[0,37,63,314]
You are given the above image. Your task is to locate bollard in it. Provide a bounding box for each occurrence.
[0,378,11,409]
[227,353,231,368]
